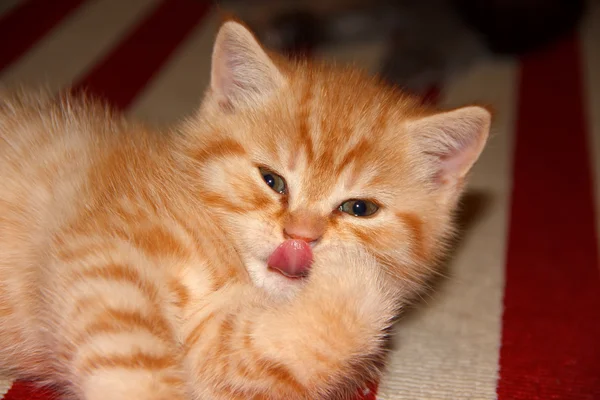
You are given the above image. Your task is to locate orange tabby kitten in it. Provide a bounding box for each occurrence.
[0,20,490,400]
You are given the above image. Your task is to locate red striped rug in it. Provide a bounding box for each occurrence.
[498,32,600,400]
[1,0,599,398]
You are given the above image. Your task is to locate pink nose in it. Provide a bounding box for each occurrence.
[267,239,313,278]
[283,229,321,244]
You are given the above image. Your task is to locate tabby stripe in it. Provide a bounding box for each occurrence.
[297,71,315,163]
[191,138,246,165]
[71,264,159,302]
[169,211,207,257]
[56,242,116,262]
[130,225,189,259]
[199,192,246,214]
[73,308,173,347]
[168,279,190,309]
[334,137,372,176]
[70,295,140,320]
[396,212,426,262]
[78,350,177,373]
[0,0,84,72]
[72,0,210,110]
[348,225,383,248]
[237,320,267,381]
[313,87,339,173]
[184,312,216,353]
[214,314,235,375]
[188,313,236,379]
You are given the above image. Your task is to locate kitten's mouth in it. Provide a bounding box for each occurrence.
[266,239,313,279]
[267,267,308,280]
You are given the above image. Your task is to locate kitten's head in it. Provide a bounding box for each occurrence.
[180,20,490,298]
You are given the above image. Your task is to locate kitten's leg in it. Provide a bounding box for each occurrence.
[49,240,188,400]
[185,247,399,400]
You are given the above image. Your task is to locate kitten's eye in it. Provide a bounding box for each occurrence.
[338,199,379,217]
[259,167,287,194]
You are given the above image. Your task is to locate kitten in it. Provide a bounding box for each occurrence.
[0,20,490,400]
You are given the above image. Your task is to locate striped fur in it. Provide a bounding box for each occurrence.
[0,21,489,400]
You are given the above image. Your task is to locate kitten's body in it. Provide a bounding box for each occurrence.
[0,21,490,400]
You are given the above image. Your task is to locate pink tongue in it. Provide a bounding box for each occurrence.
[267,239,313,278]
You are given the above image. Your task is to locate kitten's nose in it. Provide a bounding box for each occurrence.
[283,211,325,244]
[283,229,321,243]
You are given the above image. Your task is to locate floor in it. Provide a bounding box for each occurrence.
[0,1,599,399]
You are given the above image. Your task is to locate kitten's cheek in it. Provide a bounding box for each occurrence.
[267,239,313,278]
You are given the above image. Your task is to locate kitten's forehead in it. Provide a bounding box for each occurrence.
[277,67,420,197]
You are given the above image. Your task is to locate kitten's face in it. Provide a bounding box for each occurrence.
[182,22,490,298]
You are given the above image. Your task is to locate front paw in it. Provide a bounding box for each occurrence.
[80,369,188,400]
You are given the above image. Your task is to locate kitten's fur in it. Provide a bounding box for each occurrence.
[0,20,490,400]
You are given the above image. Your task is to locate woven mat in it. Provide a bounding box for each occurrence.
[0,379,11,399]
[1,1,599,399]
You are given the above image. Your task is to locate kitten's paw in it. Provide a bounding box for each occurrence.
[305,245,401,327]
[80,370,187,400]
[311,246,390,290]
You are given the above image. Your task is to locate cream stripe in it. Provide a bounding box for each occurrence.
[0,378,11,398]
[128,10,221,125]
[582,1,600,239]
[0,0,161,93]
[378,59,517,399]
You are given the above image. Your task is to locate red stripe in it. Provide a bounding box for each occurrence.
[0,0,84,72]
[4,380,377,400]
[4,381,57,400]
[72,0,211,110]
[498,34,600,399]
[356,381,379,400]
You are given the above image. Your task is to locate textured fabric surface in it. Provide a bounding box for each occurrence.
[1,0,599,399]
[0,380,11,399]
[3,382,59,400]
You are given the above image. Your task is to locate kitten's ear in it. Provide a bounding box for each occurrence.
[210,20,285,111]
[407,105,491,203]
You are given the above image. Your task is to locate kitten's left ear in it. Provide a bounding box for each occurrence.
[407,105,491,204]
[209,20,285,111]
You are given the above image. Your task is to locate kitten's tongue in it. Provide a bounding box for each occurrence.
[267,240,313,278]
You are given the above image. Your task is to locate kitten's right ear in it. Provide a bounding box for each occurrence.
[209,20,285,111]
[406,105,491,206]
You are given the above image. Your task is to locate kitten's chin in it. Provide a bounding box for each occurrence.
[245,258,306,299]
